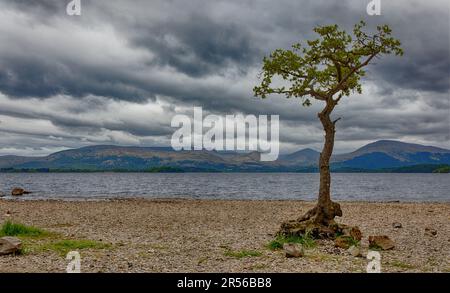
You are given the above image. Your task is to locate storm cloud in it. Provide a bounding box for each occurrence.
[0,0,448,155]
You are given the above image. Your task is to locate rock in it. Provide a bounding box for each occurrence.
[334,236,354,249]
[392,222,402,228]
[0,192,5,197]
[342,226,362,241]
[348,245,361,257]
[283,243,303,258]
[368,235,395,250]
[424,227,437,237]
[0,236,22,255]
[11,188,31,196]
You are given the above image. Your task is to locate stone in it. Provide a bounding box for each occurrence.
[368,235,395,250]
[392,222,402,228]
[342,226,362,241]
[424,227,437,237]
[11,188,31,196]
[334,236,354,249]
[348,245,361,257]
[0,192,5,197]
[283,243,303,258]
[0,236,22,255]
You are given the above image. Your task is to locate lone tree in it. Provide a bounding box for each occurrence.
[254,21,402,236]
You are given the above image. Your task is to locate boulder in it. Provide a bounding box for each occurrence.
[0,236,22,255]
[424,227,437,237]
[11,188,31,196]
[368,235,395,250]
[348,245,361,257]
[392,222,402,228]
[283,243,303,258]
[334,236,354,249]
[342,226,362,241]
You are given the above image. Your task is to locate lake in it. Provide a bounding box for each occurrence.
[0,173,449,201]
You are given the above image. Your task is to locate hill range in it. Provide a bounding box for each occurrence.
[1,140,449,173]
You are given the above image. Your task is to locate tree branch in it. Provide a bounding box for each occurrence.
[332,117,342,125]
[328,50,380,96]
[279,69,308,79]
[334,93,344,104]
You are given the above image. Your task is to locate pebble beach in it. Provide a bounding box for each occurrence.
[0,199,449,273]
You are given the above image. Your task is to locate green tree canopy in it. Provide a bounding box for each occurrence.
[254,21,403,106]
[254,21,403,230]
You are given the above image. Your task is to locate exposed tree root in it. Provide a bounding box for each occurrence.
[297,201,342,225]
[277,201,361,240]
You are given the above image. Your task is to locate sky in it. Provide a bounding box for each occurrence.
[0,0,449,156]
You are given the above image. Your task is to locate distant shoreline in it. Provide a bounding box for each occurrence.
[1,163,449,173]
[2,198,450,204]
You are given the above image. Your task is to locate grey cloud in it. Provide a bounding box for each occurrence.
[133,14,258,77]
[0,0,448,155]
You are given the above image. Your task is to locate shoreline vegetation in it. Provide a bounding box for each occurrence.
[0,199,448,272]
[1,163,449,173]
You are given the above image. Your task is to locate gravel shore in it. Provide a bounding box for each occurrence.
[0,199,449,272]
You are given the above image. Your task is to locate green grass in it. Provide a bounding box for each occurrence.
[0,221,112,257]
[337,235,360,247]
[39,239,111,256]
[390,260,415,269]
[267,232,316,251]
[0,220,48,237]
[368,244,383,251]
[224,249,262,259]
[433,165,450,173]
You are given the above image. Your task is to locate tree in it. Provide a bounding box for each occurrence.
[254,21,402,235]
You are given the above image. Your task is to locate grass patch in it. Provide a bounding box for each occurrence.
[348,237,360,247]
[390,260,415,269]
[349,237,361,247]
[0,220,48,237]
[197,257,208,265]
[307,252,335,262]
[267,232,316,251]
[148,243,168,250]
[337,235,360,247]
[224,249,262,259]
[250,263,268,270]
[0,221,110,257]
[40,239,111,256]
[368,244,383,251]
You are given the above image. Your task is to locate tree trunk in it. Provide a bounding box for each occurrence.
[297,99,342,225]
[277,99,353,239]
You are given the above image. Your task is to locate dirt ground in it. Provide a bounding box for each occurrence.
[0,199,449,272]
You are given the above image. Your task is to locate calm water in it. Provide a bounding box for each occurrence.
[0,173,449,201]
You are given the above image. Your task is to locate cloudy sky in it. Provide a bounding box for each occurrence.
[0,0,449,156]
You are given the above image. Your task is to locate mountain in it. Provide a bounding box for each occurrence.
[279,148,320,166]
[0,140,449,172]
[332,140,450,169]
[0,145,272,172]
[0,155,37,168]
